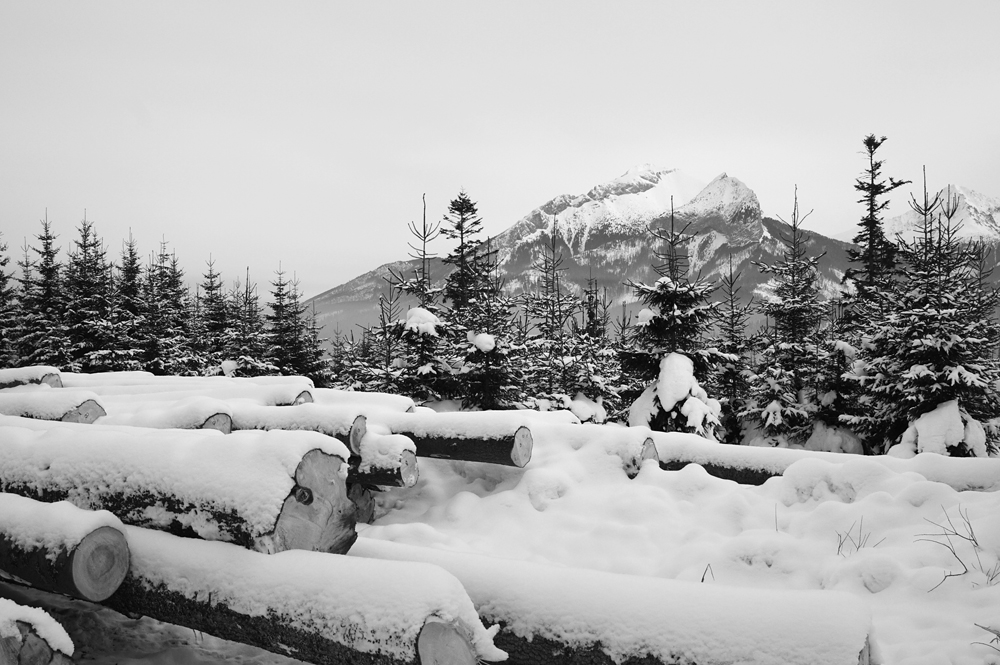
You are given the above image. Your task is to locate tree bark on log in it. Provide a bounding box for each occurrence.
[347,483,377,525]
[0,619,73,665]
[387,426,532,468]
[0,425,356,555]
[658,460,775,486]
[0,525,129,603]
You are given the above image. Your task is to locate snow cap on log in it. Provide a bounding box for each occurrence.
[0,367,62,391]
[95,395,233,431]
[0,494,129,602]
[0,417,354,553]
[311,387,416,413]
[0,597,74,658]
[59,373,314,406]
[108,526,505,664]
[0,390,106,424]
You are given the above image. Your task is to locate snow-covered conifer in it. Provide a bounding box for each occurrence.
[0,231,16,366]
[63,217,114,371]
[740,188,828,446]
[13,217,71,368]
[709,256,754,444]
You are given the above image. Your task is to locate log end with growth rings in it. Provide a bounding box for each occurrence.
[60,399,106,424]
[67,525,130,602]
[416,618,477,665]
[348,415,367,456]
[270,449,357,554]
[291,390,313,405]
[510,426,533,468]
[40,373,63,388]
[200,412,233,434]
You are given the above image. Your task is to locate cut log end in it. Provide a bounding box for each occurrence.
[399,449,419,488]
[511,426,533,468]
[291,390,314,405]
[270,449,357,554]
[60,399,106,424]
[348,414,367,456]
[40,373,63,389]
[417,618,477,665]
[200,412,233,434]
[640,437,659,464]
[68,525,130,602]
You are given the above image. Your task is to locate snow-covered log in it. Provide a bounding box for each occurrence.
[531,423,660,478]
[0,417,357,554]
[312,387,416,413]
[60,372,314,406]
[95,395,233,432]
[0,391,106,424]
[350,428,419,488]
[351,538,874,665]
[0,597,73,664]
[0,494,129,603]
[102,526,505,665]
[228,402,368,450]
[0,367,62,391]
[369,411,535,467]
[652,431,1000,492]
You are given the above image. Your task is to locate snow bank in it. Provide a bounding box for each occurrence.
[0,596,74,656]
[0,493,124,561]
[119,526,505,662]
[0,416,349,546]
[0,390,104,421]
[0,366,62,389]
[351,537,872,665]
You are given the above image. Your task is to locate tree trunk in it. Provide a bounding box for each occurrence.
[0,524,129,603]
[348,450,418,488]
[0,393,106,425]
[0,424,357,555]
[0,367,62,391]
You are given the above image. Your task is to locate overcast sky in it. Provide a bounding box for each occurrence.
[2,1,998,300]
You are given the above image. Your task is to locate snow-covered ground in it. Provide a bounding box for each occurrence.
[2,387,1000,663]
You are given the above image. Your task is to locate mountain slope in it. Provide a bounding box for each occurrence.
[308,166,856,335]
[885,185,1000,240]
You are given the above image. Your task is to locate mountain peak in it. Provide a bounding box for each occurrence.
[886,184,1000,239]
[677,173,761,228]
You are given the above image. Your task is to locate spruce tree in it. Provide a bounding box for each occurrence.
[198,257,229,370]
[63,217,114,371]
[265,267,308,376]
[103,233,146,371]
[14,217,71,368]
[621,198,723,435]
[844,134,910,312]
[142,242,196,375]
[710,256,754,444]
[845,174,1000,456]
[441,191,483,312]
[740,188,828,446]
[0,231,16,366]
[222,271,273,376]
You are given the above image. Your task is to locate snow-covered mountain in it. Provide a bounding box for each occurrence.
[308,165,855,334]
[885,185,1000,241]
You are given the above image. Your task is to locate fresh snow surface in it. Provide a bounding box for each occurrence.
[361,426,1000,665]
[0,366,61,388]
[0,389,103,421]
[0,596,74,655]
[0,416,349,544]
[229,401,366,436]
[0,493,124,562]
[96,395,232,429]
[403,307,440,336]
[351,538,871,665]
[122,526,505,662]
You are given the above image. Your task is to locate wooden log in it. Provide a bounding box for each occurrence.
[0,392,106,425]
[0,420,357,555]
[347,483,377,524]
[0,494,129,602]
[58,374,314,407]
[369,412,534,467]
[351,538,874,665]
[349,450,418,488]
[199,412,232,433]
[0,597,74,664]
[95,395,233,431]
[99,526,502,665]
[349,414,367,455]
[229,402,364,444]
[0,367,62,391]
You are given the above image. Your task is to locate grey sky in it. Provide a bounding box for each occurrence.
[2,1,998,300]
